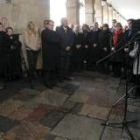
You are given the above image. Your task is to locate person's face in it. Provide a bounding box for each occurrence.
[103,26,108,31]
[44,21,48,28]
[112,22,116,27]
[0,25,3,31]
[90,26,94,30]
[74,25,79,32]
[7,29,13,36]
[61,19,68,27]
[128,21,132,28]
[94,23,98,29]
[29,23,35,30]
[115,25,121,31]
[48,22,54,30]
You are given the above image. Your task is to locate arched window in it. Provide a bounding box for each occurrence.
[79,0,85,25]
[50,0,67,27]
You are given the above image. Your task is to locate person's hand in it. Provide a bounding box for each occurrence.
[93,43,97,48]
[11,45,15,50]
[65,46,71,51]
[111,47,115,51]
[85,45,88,49]
[124,48,129,52]
[103,47,107,51]
[76,45,81,49]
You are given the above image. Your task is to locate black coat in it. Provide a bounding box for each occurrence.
[41,28,61,70]
[0,33,22,78]
[89,29,101,61]
[110,32,125,63]
[99,30,111,58]
[82,32,90,61]
[56,26,74,56]
[72,32,84,59]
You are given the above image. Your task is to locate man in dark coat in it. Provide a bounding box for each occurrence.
[56,18,74,81]
[41,20,61,88]
[89,22,101,70]
[99,24,111,73]
[71,25,84,72]
[82,24,90,70]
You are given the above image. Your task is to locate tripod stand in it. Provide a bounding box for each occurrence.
[97,40,138,140]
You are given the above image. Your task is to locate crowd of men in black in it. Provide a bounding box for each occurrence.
[0,18,139,96]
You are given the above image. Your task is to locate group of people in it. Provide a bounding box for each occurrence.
[0,18,139,96]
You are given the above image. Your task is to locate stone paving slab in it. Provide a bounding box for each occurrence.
[0,99,22,117]
[1,121,50,140]
[41,111,65,128]
[51,114,103,140]
[79,104,110,120]
[26,104,52,122]
[9,107,33,121]
[0,115,19,133]
[33,90,69,107]
[60,84,79,95]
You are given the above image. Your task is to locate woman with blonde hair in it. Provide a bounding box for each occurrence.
[23,21,41,78]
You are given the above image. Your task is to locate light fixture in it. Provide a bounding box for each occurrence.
[101,0,107,6]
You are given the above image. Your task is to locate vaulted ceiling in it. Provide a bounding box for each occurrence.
[108,0,140,19]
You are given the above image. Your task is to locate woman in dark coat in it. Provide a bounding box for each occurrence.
[99,24,111,73]
[110,23,125,78]
[41,20,60,89]
[1,27,22,81]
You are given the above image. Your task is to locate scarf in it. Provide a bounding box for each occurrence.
[113,29,122,47]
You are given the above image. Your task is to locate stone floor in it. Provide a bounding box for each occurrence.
[0,71,140,140]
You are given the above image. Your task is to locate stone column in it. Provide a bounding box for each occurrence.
[85,0,95,25]
[113,9,117,21]
[108,6,113,26]
[94,0,103,26]
[66,0,79,25]
[103,3,109,24]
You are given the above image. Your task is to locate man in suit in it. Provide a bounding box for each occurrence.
[71,25,84,72]
[89,22,101,71]
[41,20,61,89]
[56,18,74,81]
[110,19,117,34]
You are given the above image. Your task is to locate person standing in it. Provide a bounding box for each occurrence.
[82,24,90,70]
[56,18,74,81]
[110,19,117,34]
[110,23,125,78]
[99,24,111,73]
[89,22,101,71]
[41,20,61,89]
[23,21,41,79]
[71,25,84,72]
[0,23,8,89]
[6,27,22,80]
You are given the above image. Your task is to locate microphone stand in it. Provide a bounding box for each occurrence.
[97,37,138,140]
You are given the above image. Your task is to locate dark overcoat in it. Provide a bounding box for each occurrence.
[99,30,111,58]
[88,29,101,62]
[41,28,61,71]
[56,26,74,56]
[110,32,125,63]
